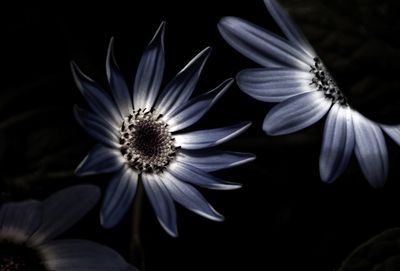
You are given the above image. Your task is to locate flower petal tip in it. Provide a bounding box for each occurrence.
[262,121,275,135]
[70,61,80,81]
[70,61,95,94]
[242,121,252,129]
[150,21,166,45]
[159,21,166,30]
[192,47,212,66]
[74,154,93,177]
[72,104,83,119]
[246,154,257,163]
[108,36,115,48]
[213,213,225,222]
[74,166,88,177]
[228,182,243,190]
[224,77,235,86]
[235,70,244,82]
[186,46,212,73]
[161,224,179,238]
[200,207,225,222]
[218,16,238,32]
[214,77,234,99]
[367,176,386,189]
[74,158,88,176]
[201,45,212,52]
[70,61,86,82]
[227,121,252,139]
[190,204,225,222]
[100,212,118,229]
[214,180,243,190]
[106,37,116,67]
[262,124,280,136]
[70,60,78,70]
[319,174,336,184]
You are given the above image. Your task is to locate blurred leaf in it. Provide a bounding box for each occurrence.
[4,170,75,191]
[0,107,58,130]
[339,228,400,271]
[0,78,91,193]
[0,75,65,115]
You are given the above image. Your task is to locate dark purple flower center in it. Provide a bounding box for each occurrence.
[0,240,47,271]
[120,109,178,173]
[310,57,347,105]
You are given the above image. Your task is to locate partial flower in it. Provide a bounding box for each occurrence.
[72,22,254,236]
[0,185,137,271]
[218,0,400,187]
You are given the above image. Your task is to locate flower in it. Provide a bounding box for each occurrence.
[0,185,137,271]
[72,22,255,236]
[218,0,400,187]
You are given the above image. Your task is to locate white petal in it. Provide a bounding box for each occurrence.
[75,145,124,176]
[237,68,315,102]
[169,160,241,190]
[263,0,316,57]
[155,47,211,115]
[71,61,121,126]
[101,167,138,228]
[73,105,120,148]
[263,91,331,135]
[106,37,132,117]
[218,16,313,69]
[142,173,178,237]
[381,125,400,146]
[0,200,41,243]
[166,78,232,132]
[162,171,224,221]
[30,185,100,245]
[174,122,251,149]
[177,149,255,172]
[353,111,388,188]
[319,104,355,182]
[133,22,165,111]
[39,239,137,271]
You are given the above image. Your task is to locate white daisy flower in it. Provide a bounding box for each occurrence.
[218,0,400,187]
[0,185,137,271]
[72,22,255,236]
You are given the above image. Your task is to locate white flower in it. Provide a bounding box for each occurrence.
[72,22,255,236]
[218,0,400,187]
[0,185,137,271]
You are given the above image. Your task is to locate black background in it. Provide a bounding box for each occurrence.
[3,0,400,270]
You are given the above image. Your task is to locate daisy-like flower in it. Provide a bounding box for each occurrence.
[218,0,400,187]
[0,185,137,271]
[72,22,254,236]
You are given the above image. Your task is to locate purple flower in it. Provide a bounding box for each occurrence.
[0,185,137,270]
[218,0,400,187]
[72,22,255,236]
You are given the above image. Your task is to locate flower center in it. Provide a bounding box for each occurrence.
[119,109,178,173]
[310,57,347,105]
[0,240,47,271]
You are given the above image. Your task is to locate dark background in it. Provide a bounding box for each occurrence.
[3,0,400,270]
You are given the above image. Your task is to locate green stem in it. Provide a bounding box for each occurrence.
[130,179,145,270]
